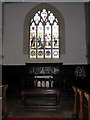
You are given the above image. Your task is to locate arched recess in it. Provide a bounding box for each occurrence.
[23,3,65,56]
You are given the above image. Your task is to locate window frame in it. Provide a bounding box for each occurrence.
[23,3,65,60]
[29,9,60,59]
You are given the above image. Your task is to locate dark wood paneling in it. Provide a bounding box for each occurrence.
[2,64,89,97]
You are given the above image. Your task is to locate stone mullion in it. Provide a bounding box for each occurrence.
[44,23,45,58]
[51,24,53,58]
[59,25,60,58]
[36,25,38,58]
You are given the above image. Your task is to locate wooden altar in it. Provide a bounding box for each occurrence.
[21,63,62,107]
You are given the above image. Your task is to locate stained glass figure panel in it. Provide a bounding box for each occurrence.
[45,41,51,48]
[37,41,44,49]
[37,22,44,49]
[52,22,59,39]
[45,22,51,41]
[30,23,36,49]
[37,22,43,42]
[52,40,59,48]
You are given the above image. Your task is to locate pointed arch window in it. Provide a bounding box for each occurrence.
[29,9,60,59]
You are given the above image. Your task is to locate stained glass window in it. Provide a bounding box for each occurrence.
[30,9,60,58]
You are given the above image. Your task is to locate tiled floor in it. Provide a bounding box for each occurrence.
[7,93,74,118]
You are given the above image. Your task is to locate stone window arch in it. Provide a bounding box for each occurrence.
[23,3,65,59]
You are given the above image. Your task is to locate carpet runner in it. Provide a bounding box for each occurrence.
[4,117,73,120]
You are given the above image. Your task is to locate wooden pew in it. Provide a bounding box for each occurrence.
[72,86,90,120]
[82,92,90,120]
[77,88,83,119]
[2,84,9,119]
[72,86,77,116]
[72,86,80,119]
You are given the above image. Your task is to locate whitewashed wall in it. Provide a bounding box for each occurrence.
[2,2,87,65]
[0,2,2,84]
[0,2,2,119]
[0,2,2,64]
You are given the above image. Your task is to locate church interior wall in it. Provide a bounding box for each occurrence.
[2,2,87,65]
[1,2,89,96]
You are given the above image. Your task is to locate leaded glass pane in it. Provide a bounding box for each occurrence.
[52,41,59,48]
[45,22,51,48]
[45,49,51,58]
[34,13,40,24]
[30,49,36,58]
[29,8,60,59]
[52,22,59,48]
[38,41,44,49]
[37,49,44,58]
[41,9,47,21]
[52,49,59,58]
[45,41,51,48]
[52,22,59,39]
[48,13,55,24]
[37,22,44,49]
[30,22,36,48]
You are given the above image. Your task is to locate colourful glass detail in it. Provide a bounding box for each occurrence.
[29,9,60,59]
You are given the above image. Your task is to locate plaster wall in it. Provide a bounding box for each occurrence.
[2,2,87,65]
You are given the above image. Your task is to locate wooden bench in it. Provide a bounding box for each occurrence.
[2,84,9,119]
[82,92,90,120]
[21,89,60,107]
[72,86,90,120]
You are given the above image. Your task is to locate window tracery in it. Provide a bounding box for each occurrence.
[30,9,60,58]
